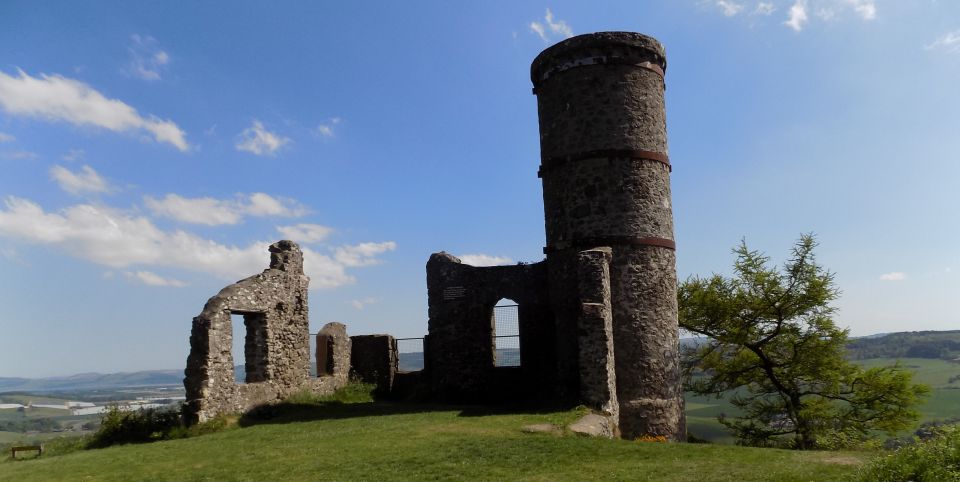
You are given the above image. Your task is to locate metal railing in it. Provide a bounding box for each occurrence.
[493,304,520,367]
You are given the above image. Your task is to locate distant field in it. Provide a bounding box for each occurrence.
[0,394,71,405]
[683,357,960,443]
[0,430,74,445]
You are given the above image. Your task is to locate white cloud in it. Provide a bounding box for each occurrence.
[458,253,513,267]
[144,194,243,225]
[127,35,170,81]
[0,132,14,143]
[0,196,393,289]
[0,246,17,260]
[350,297,378,310]
[316,117,340,138]
[246,192,306,217]
[0,69,188,151]
[530,22,547,42]
[530,8,573,43]
[334,241,397,267]
[717,1,744,17]
[846,0,876,20]
[815,7,836,21]
[879,272,906,281]
[50,165,111,195]
[784,0,809,31]
[926,30,960,53]
[144,192,307,226]
[276,223,333,243]
[235,121,289,156]
[126,270,186,287]
[62,149,84,161]
[0,150,36,160]
[754,2,776,15]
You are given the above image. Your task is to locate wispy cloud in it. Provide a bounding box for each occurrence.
[458,253,513,267]
[350,297,379,310]
[50,165,111,195]
[334,242,397,267]
[0,69,188,151]
[754,2,776,15]
[784,0,809,31]
[710,1,873,30]
[926,30,960,53]
[277,223,334,244]
[716,1,745,17]
[530,8,574,43]
[235,120,289,156]
[0,132,14,143]
[126,35,170,81]
[61,149,84,162]
[144,192,307,226]
[0,150,37,160]
[879,272,906,281]
[0,196,395,289]
[846,0,876,21]
[126,270,186,287]
[316,117,340,138]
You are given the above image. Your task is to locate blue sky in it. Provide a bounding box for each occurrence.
[1,1,959,377]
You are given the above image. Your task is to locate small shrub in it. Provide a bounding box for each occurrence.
[855,425,960,482]
[87,406,183,448]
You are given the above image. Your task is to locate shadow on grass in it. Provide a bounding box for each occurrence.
[238,399,579,427]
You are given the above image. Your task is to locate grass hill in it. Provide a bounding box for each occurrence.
[0,400,868,481]
[0,370,183,393]
[847,330,960,361]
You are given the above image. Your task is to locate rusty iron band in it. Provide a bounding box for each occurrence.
[543,236,676,254]
[532,57,665,94]
[537,149,671,177]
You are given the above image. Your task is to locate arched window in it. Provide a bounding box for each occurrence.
[492,299,520,367]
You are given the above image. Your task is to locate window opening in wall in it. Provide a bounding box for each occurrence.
[396,337,425,372]
[230,312,268,384]
[493,300,520,367]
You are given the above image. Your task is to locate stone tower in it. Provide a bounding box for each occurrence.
[531,32,684,440]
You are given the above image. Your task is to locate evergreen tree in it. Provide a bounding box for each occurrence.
[679,234,929,449]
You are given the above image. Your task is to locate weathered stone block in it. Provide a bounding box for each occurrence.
[316,322,350,380]
[350,334,397,394]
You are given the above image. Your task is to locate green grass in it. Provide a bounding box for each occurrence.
[0,401,868,481]
[856,358,960,388]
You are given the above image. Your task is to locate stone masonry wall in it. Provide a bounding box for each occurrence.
[532,32,684,440]
[425,252,557,402]
[350,334,397,395]
[183,240,348,424]
[575,248,619,430]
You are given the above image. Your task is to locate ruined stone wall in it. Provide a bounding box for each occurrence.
[425,253,556,402]
[532,32,684,440]
[350,334,397,395]
[183,241,348,424]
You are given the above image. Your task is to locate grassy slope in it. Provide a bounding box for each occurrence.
[0,403,867,481]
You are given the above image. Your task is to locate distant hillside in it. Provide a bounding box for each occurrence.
[0,370,183,393]
[847,330,960,361]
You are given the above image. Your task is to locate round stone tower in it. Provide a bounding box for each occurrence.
[531,32,684,440]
